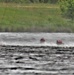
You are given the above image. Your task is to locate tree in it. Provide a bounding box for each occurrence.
[60,0,74,21]
[50,0,58,4]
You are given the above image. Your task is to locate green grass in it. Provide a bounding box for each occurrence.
[0,3,74,32]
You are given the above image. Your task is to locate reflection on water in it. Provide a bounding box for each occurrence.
[0,46,74,75]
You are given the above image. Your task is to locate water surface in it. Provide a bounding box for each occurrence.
[0,33,74,75]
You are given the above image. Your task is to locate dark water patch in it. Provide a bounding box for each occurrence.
[29,56,39,61]
[60,68,69,71]
[24,68,35,70]
[15,61,24,64]
[10,67,18,70]
[33,54,45,57]
[9,67,25,70]
[14,56,24,60]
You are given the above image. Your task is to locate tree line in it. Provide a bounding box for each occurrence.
[60,0,74,21]
[0,0,58,4]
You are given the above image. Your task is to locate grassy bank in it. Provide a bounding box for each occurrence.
[0,3,74,32]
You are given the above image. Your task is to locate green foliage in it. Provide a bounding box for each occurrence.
[0,3,74,32]
[50,0,58,4]
[60,0,74,21]
[0,0,58,3]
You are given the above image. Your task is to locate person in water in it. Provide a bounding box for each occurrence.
[56,40,63,44]
[40,38,45,43]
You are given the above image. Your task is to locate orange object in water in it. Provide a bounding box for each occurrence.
[56,40,63,44]
[40,38,45,43]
